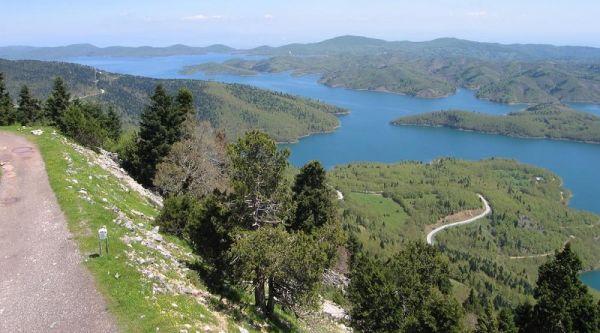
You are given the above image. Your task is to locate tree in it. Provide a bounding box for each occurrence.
[105,107,122,142]
[174,87,195,119]
[0,72,16,126]
[497,308,518,333]
[154,121,229,198]
[155,194,199,238]
[348,242,463,332]
[130,84,185,186]
[528,244,600,332]
[476,301,499,333]
[60,102,112,149]
[290,160,336,233]
[226,130,291,314]
[227,130,290,229]
[224,130,343,317]
[16,85,42,125]
[45,77,71,128]
[186,192,234,286]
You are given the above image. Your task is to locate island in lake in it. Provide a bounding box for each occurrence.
[392,103,600,144]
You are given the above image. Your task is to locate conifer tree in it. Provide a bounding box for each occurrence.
[0,73,16,126]
[348,242,463,332]
[105,107,122,141]
[290,160,336,233]
[45,77,71,128]
[16,85,42,125]
[134,84,175,186]
[529,244,600,332]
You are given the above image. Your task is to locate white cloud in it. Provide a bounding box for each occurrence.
[465,11,487,18]
[264,14,274,20]
[182,14,227,21]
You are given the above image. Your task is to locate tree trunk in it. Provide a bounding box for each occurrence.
[254,270,266,312]
[266,277,276,317]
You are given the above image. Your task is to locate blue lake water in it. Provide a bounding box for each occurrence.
[68,53,600,288]
[69,54,600,216]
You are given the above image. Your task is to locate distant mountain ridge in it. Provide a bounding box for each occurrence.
[0,43,235,60]
[249,35,600,62]
[3,35,600,62]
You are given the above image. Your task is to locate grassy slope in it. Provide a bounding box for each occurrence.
[392,103,600,143]
[330,158,600,305]
[1,126,310,333]
[0,59,345,143]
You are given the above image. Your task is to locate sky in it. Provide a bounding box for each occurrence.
[2,0,600,48]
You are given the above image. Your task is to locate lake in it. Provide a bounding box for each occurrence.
[68,53,600,289]
[69,54,600,215]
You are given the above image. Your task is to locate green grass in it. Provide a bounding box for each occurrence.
[0,126,308,332]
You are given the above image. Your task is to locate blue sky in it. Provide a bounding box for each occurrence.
[2,0,600,47]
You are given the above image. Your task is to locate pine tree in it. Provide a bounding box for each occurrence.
[174,87,194,118]
[45,77,71,129]
[104,107,122,141]
[529,243,600,332]
[0,72,16,126]
[476,301,499,333]
[16,85,43,125]
[348,242,463,332]
[133,84,180,186]
[290,160,336,233]
[497,308,518,333]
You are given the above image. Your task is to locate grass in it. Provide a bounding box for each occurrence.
[0,125,309,332]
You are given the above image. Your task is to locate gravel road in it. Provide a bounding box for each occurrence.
[0,133,118,332]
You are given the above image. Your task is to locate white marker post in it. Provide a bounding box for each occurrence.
[98,226,108,256]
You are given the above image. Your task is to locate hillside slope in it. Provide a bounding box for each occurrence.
[183,37,600,103]
[0,59,345,142]
[0,127,347,332]
[330,159,600,305]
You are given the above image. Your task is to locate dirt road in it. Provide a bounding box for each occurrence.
[426,194,492,245]
[0,133,117,332]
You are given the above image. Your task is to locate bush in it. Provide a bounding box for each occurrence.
[155,195,199,238]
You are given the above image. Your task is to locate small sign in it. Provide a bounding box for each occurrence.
[98,226,108,240]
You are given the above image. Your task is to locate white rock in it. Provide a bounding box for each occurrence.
[31,129,44,136]
[238,326,249,333]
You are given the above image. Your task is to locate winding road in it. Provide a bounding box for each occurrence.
[426,194,492,245]
[0,133,117,332]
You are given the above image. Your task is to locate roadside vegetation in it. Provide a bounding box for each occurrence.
[393,103,600,144]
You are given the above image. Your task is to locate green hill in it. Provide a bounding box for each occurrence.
[330,158,600,306]
[183,37,600,103]
[392,103,600,143]
[0,59,346,142]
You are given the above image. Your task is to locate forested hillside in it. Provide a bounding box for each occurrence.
[0,59,345,142]
[393,103,600,143]
[330,158,600,307]
[183,36,600,103]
